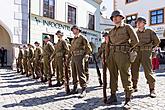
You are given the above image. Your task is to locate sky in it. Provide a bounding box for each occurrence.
[100,0,114,18]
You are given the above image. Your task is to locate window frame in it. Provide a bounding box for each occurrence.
[67,5,77,25]
[149,8,165,26]
[88,13,95,30]
[43,0,55,19]
[125,0,138,4]
[126,13,138,27]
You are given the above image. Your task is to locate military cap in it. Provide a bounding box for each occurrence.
[110,10,125,21]
[34,41,39,44]
[71,25,81,32]
[56,30,64,36]
[135,17,146,24]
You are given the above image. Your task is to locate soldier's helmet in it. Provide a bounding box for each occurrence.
[110,10,125,21]
[34,41,39,45]
[56,30,64,36]
[71,25,81,32]
[135,17,146,24]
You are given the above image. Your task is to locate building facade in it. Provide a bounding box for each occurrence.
[0,0,29,67]
[114,0,165,49]
[31,0,102,52]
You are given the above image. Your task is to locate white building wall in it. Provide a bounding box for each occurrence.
[0,0,29,67]
[114,0,165,39]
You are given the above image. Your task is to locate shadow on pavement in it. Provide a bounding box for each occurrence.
[1,86,54,96]
[0,81,41,88]
[3,92,76,108]
[156,73,165,77]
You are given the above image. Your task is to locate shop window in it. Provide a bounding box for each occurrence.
[150,9,164,25]
[88,14,95,30]
[126,14,137,27]
[43,0,55,19]
[126,0,137,3]
[68,5,76,25]
[42,34,54,46]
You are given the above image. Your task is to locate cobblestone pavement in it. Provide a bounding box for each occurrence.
[0,66,165,110]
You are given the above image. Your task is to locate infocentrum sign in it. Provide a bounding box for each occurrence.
[31,14,100,37]
[32,14,71,31]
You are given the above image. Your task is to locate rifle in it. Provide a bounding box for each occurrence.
[64,56,70,94]
[92,54,102,86]
[102,51,107,103]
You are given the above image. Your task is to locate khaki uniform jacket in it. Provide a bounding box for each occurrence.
[70,34,92,56]
[18,49,23,59]
[97,42,106,59]
[108,23,139,47]
[42,41,54,57]
[27,47,34,60]
[51,39,69,59]
[23,49,28,60]
[136,28,160,48]
[34,46,42,60]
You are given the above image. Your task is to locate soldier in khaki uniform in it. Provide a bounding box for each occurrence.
[42,35,54,87]
[50,30,69,87]
[33,41,43,80]
[69,25,92,98]
[27,44,34,78]
[131,17,160,98]
[106,10,139,108]
[22,45,28,76]
[17,46,23,74]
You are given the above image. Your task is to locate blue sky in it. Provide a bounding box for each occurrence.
[100,0,114,18]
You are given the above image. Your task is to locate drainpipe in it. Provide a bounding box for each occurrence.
[28,0,31,43]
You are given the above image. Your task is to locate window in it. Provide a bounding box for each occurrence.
[42,33,54,46]
[126,0,137,3]
[43,0,55,19]
[68,5,76,25]
[88,14,95,30]
[126,14,137,27]
[150,9,164,25]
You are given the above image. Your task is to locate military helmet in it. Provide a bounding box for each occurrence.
[110,10,125,21]
[71,25,81,32]
[56,30,64,36]
[34,41,39,44]
[135,17,146,24]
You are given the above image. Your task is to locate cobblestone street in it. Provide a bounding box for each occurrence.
[0,66,165,110]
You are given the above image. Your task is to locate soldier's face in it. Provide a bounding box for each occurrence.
[35,44,39,47]
[113,16,123,24]
[136,21,145,28]
[43,38,49,42]
[72,28,79,35]
[57,35,62,39]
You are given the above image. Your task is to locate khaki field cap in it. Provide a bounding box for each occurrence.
[110,10,125,21]
[56,30,64,36]
[136,17,146,24]
[71,25,81,32]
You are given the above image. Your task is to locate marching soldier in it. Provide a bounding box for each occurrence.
[131,17,160,98]
[106,10,139,109]
[42,35,54,87]
[50,30,69,87]
[17,46,23,74]
[27,44,34,78]
[69,25,92,98]
[33,41,43,80]
[22,45,28,76]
